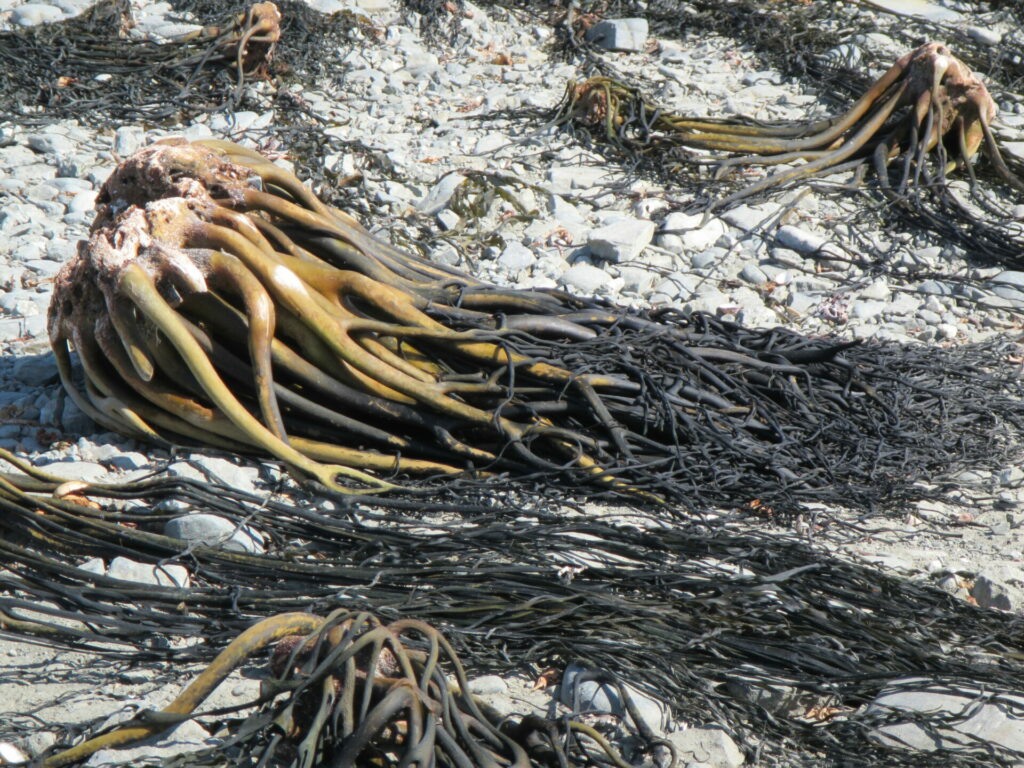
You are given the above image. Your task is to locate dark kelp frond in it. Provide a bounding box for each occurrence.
[1,467,1024,767]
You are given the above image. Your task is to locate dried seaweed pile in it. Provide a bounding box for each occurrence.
[529,1,1024,262]
[2,465,1024,767]
[0,0,360,127]
[47,138,1024,513]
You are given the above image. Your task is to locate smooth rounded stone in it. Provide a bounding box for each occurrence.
[86,715,208,767]
[558,262,611,294]
[0,743,28,764]
[998,467,1024,487]
[416,173,465,215]
[50,177,93,194]
[436,208,460,231]
[587,218,656,263]
[786,292,818,315]
[858,278,890,301]
[468,675,508,696]
[22,729,58,758]
[655,233,684,254]
[724,671,819,717]
[109,125,143,158]
[936,323,960,340]
[720,202,780,232]
[12,352,57,386]
[26,132,75,156]
[585,18,649,52]
[208,110,261,134]
[165,513,266,555]
[106,556,191,588]
[617,266,656,294]
[966,25,1001,46]
[819,43,862,69]
[67,190,98,214]
[970,576,1013,612]
[11,3,65,25]
[663,728,744,768]
[106,452,150,471]
[739,264,768,285]
[662,212,726,251]
[774,225,843,263]
[544,165,609,196]
[498,241,535,273]
[559,663,671,735]
[868,678,1024,756]
[37,460,108,483]
[61,396,97,435]
[917,279,953,296]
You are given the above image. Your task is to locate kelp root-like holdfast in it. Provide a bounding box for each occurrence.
[47,137,1024,508]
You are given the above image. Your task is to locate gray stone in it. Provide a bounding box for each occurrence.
[775,225,842,261]
[868,679,1024,756]
[545,166,608,195]
[26,133,75,156]
[558,263,610,294]
[86,709,208,767]
[858,279,890,301]
[585,19,649,52]
[67,190,97,214]
[559,663,671,735]
[721,203,780,231]
[187,455,260,494]
[12,4,65,26]
[663,212,726,251]
[12,353,57,386]
[587,218,655,262]
[664,728,744,768]
[468,675,508,696]
[436,209,460,231]
[164,513,266,554]
[37,461,108,483]
[739,264,768,285]
[971,576,1013,612]
[107,557,190,588]
[114,126,146,157]
[852,301,886,321]
[107,452,151,471]
[416,173,465,215]
[966,26,1001,46]
[78,558,106,576]
[498,242,535,273]
[917,280,953,296]
[61,397,96,435]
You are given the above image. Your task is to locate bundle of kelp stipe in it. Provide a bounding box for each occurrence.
[48,138,1024,511]
[1,464,1024,767]
[0,0,359,127]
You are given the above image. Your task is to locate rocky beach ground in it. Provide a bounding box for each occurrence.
[2,0,1024,766]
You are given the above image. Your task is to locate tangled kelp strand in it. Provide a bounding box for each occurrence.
[2,468,1024,766]
[0,0,366,127]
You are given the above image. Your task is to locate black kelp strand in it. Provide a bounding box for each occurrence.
[2,470,1024,767]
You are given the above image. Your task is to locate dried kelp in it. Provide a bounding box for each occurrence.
[2,465,1024,767]
[552,43,1024,259]
[47,139,1024,512]
[0,0,361,127]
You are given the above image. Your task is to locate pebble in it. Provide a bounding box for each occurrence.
[868,678,1024,756]
[970,575,1012,612]
[587,218,655,263]
[106,556,190,588]
[416,173,465,215]
[585,19,649,53]
[11,3,64,26]
[164,513,266,555]
[498,241,535,273]
[559,663,671,735]
[664,728,744,768]
[559,262,611,294]
[662,212,726,251]
[467,675,508,696]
